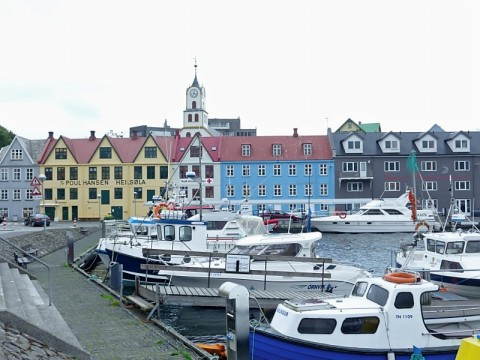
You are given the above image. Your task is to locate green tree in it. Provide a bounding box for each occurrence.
[0,126,15,148]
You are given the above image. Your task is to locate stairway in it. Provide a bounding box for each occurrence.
[0,262,90,360]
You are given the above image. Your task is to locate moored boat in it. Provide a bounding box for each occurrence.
[247,270,480,359]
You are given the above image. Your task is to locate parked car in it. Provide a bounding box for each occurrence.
[258,210,302,222]
[24,214,51,227]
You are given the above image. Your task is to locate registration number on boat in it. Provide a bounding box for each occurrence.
[396,314,413,319]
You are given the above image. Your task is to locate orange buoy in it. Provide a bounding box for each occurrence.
[153,205,162,219]
[383,272,419,284]
[196,343,227,359]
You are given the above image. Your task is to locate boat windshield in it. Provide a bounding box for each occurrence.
[465,240,480,253]
[229,243,302,257]
[445,241,465,254]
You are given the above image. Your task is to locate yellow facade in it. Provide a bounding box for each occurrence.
[40,135,173,221]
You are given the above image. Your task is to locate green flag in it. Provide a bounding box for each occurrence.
[406,151,418,173]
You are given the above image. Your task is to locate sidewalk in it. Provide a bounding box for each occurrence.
[29,229,203,360]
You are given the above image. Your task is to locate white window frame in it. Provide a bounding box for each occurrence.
[273,164,281,176]
[384,182,400,191]
[454,161,470,171]
[258,184,266,197]
[241,144,251,156]
[304,183,312,197]
[421,161,437,171]
[347,182,363,192]
[258,165,266,176]
[303,143,312,156]
[272,144,282,156]
[342,162,358,172]
[384,161,400,172]
[319,163,327,176]
[226,165,234,177]
[242,165,250,177]
[274,184,282,196]
[454,181,470,191]
[422,181,438,191]
[289,164,297,176]
[320,184,328,196]
[289,184,297,196]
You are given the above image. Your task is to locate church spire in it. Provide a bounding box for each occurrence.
[192,58,200,88]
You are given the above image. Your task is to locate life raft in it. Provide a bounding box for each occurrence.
[383,271,419,284]
[415,220,430,233]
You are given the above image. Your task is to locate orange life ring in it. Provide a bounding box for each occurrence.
[383,272,419,284]
[415,221,430,233]
[338,212,347,219]
[153,205,162,219]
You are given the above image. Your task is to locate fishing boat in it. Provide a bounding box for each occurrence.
[310,190,440,233]
[95,211,275,284]
[396,227,480,298]
[248,270,480,359]
[155,231,371,296]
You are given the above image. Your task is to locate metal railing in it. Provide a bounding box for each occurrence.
[0,236,52,306]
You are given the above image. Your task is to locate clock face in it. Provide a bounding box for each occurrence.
[190,89,198,98]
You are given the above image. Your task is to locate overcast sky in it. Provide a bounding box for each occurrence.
[1,0,479,140]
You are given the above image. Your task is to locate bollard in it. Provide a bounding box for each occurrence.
[73,218,77,227]
[2,220,6,230]
[66,231,74,266]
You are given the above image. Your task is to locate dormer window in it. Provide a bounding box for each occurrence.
[273,144,282,156]
[347,140,360,150]
[385,140,398,150]
[455,139,468,149]
[10,149,23,160]
[422,140,435,149]
[242,144,251,156]
[303,143,312,156]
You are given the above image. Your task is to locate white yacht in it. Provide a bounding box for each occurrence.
[310,191,440,233]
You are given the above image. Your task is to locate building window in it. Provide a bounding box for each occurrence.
[89,167,97,180]
[242,165,250,177]
[134,187,142,199]
[13,189,21,200]
[89,188,97,200]
[144,147,157,158]
[347,140,361,149]
[114,188,123,199]
[385,140,398,149]
[23,207,34,218]
[342,162,358,172]
[422,181,438,191]
[242,184,250,197]
[57,188,65,200]
[273,164,281,176]
[0,190,7,200]
[455,139,468,149]
[70,167,78,180]
[205,186,214,198]
[226,165,234,177]
[99,147,112,159]
[242,144,251,156]
[385,182,400,191]
[347,182,363,192]
[289,164,297,176]
[319,164,327,176]
[160,165,168,179]
[421,140,435,149]
[25,189,32,200]
[454,181,470,191]
[55,148,67,159]
[57,167,65,181]
[320,184,328,196]
[147,166,155,179]
[226,184,235,197]
[289,184,297,196]
[304,164,312,176]
[101,167,110,180]
[179,166,188,180]
[70,188,78,200]
[190,146,201,158]
[114,166,123,180]
[13,168,21,181]
[205,165,214,179]
[11,149,23,160]
[1,168,8,181]
[305,184,312,197]
[274,184,282,196]
[25,168,33,181]
[258,184,266,197]
[45,188,53,200]
[134,166,142,179]
[421,161,437,171]
[258,165,266,176]
[454,161,470,171]
[272,144,282,156]
[303,143,312,156]
[384,161,400,172]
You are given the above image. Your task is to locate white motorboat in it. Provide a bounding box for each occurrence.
[247,270,480,359]
[310,190,440,233]
[156,231,371,296]
[96,212,275,284]
[396,228,480,298]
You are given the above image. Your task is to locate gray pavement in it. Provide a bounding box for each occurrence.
[26,226,205,360]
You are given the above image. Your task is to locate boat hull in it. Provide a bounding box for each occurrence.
[249,327,458,360]
[310,219,417,233]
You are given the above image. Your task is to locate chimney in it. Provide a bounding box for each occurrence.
[89,131,96,140]
[175,129,180,139]
[48,131,54,139]
[293,128,298,138]
[131,130,138,140]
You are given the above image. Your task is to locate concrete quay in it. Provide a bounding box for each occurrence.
[0,224,213,360]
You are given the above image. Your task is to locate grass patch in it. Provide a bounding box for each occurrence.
[100,293,120,306]
[170,349,193,360]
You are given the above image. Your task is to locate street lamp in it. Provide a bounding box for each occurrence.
[97,194,102,226]
[133,192,137,217]
[186,171,202,221]
[38,174,47,232]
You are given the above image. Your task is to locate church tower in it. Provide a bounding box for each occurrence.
[182,61,209,136]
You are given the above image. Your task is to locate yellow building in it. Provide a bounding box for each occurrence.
[38,131,175,221]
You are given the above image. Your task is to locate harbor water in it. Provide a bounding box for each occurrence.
[158,231,412,342]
